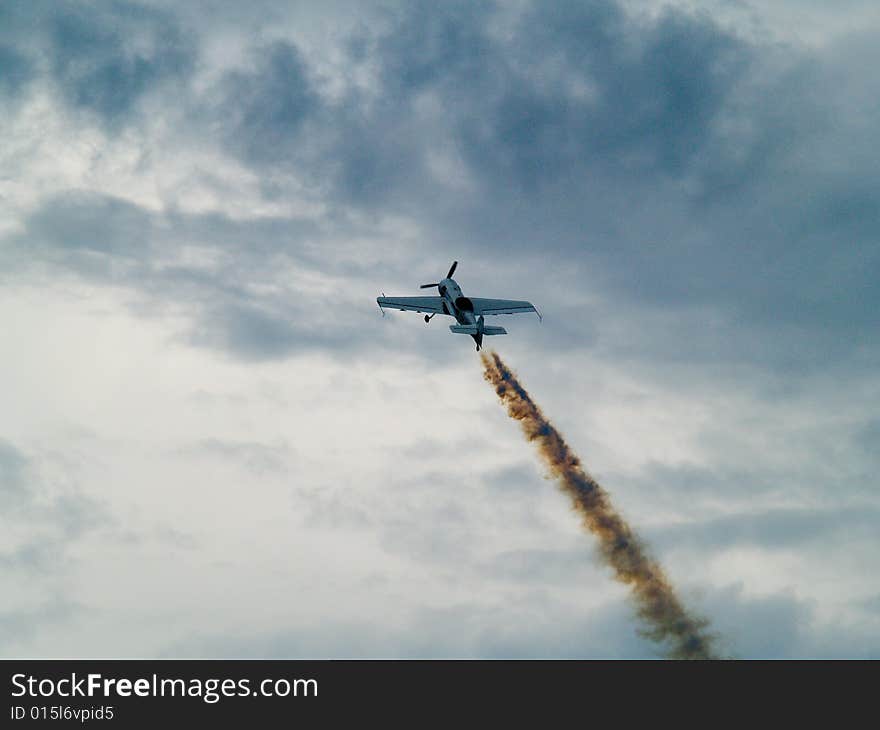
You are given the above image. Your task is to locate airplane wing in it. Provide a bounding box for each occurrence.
[470,298,541,319]
[377,296,446,314]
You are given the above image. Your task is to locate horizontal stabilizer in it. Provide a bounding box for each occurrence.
[450,324,507,336]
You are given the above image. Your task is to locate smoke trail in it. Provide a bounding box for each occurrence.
[481,351,717,659]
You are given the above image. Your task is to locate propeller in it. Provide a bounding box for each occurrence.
[420,261,458,289]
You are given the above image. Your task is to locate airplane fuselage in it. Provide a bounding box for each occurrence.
[436,277,485,349]
[437,278,476,325]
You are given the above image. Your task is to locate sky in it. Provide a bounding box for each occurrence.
[1,0,878,658]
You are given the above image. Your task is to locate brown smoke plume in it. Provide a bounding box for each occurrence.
[481,351,717,659]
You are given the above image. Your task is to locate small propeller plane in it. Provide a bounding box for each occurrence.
[377,261,540,351]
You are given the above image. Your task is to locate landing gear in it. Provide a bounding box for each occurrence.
[424,313,436,323]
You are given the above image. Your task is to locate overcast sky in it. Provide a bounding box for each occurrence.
[2,0,878,658]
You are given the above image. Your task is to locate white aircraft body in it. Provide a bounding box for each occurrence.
[377,261,540,351]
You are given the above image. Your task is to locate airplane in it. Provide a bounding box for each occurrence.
[377,261,540,351]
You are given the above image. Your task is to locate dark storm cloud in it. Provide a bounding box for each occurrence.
[24,190,154,263]
[0,5,39,104]
[3,191,389,361]
[452,1,750,185]
[856,419,880,459]
[138,0,874,377]
[376,0,495,96]
[215,41,318,167]
[302,0,753,199]
[339,2,879,371]
[187,302,353,360]
[0,45,35,99]
[10,0,877,373]
[0,1,195,121]
[46,0,195,125]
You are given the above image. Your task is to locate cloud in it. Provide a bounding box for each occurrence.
[0,45,35,100]
[161,579,871,658]
[1,0,878,659]
[111,0,868,380]
[7,1,877,373]
[647,505,880,552]
[161,594,659,658]
[214,41,319,168]
[0,439,108,573]
[0,596,81,651]
[0,438,29,505]
[175,437,292,475]
[4,191,390,361]
[0,439,111,649]
[457,1,751,183]
[187,302,343,360]
[46,0,196,126]
[24,190,154,261]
